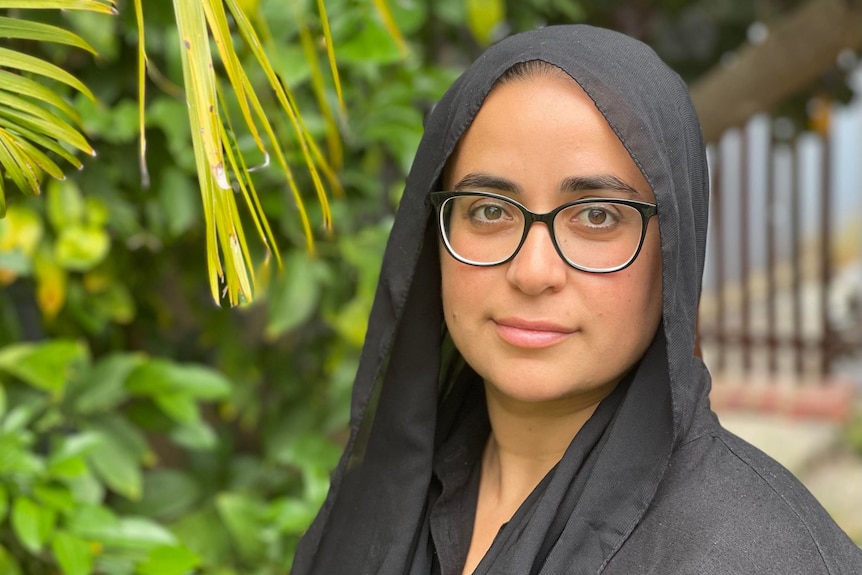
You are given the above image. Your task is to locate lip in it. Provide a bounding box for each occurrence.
[493,317,576,349]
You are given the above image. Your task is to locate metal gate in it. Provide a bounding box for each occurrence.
[697,103,862,399]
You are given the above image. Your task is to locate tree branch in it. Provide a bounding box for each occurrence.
[691,0,862,142]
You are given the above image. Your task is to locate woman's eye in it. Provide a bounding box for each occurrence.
[576,206,617,227]
[470,203,507,221]
[587,208,609,226]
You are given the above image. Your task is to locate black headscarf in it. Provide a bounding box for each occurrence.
[292,24,712,574]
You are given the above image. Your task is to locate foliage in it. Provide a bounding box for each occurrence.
[0,0,858,573]
[0,0,455,571]
[0,0,347,307]
[0,0,110,216]
[0,341,228,574]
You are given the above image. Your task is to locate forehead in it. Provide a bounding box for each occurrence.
[443,74,655,203]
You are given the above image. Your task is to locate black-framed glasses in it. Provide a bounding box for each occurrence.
[430,191,658,273]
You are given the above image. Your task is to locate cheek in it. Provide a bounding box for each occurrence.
[634,231,664,333]
[591,232,662,336]
[440,256,468,325]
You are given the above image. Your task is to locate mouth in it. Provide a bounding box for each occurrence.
[493,317,576,349]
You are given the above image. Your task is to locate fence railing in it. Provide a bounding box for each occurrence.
[697,105,862,384]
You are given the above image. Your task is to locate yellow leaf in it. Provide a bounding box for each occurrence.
[35,256,67,320]
[0,205,43,255]
[466,0,505,46]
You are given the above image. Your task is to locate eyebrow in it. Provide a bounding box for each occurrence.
[452,172,642,198]
[452,173,521,194]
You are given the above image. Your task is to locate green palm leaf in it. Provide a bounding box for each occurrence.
[0,0,116,13]
[0,17,96,53]
[0,9,98,215]
[0,70,82,125]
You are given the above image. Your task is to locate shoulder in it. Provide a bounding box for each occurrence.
[605,426,862,575]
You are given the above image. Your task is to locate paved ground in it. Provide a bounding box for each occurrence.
[716,408,862,544]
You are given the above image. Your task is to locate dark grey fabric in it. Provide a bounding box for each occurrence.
[291,24,862,575]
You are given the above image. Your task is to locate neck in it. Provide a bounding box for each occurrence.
[480,382,616,506]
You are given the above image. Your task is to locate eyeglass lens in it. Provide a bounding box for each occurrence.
[440,194,646,271]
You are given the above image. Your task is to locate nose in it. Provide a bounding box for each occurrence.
[505,222,568,295]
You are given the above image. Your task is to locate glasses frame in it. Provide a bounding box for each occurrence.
[429,190,658,273]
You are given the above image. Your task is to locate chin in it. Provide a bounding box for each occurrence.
[483,369,616,406]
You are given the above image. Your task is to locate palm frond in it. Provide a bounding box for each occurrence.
[372,0,408,58]
[156,0,350,305]
[0,12,97,213]
[0,0,407,305]
[0,0,116,13]
[0,16,96,53]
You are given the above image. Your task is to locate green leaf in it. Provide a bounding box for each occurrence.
[158,168,198,237]
[135,545,199,575]
[0,340,87,394]
[170,507,231,568]
[47,178,85,230]
[5,132,67,180]
[84,416,150,500]
[270,44,311,87]
[154,392,199,424]
[49,431,103,469]
[0,431,44,478]
[54,226,111,271]
[0,104,93,156]
[0,90,84,151]
[169,420,217,451]
[466,0,505,45]
[64,8,117,58]
[270,497,318,535]
[65,469,104,503]
[0,127,41,194]
[0,113,83,169]
[66,504,118,541]
[34,483,76,514]
[337,20,402,64]
[0,69,81,128]
[90,413,151,456]
[265,250,324,339]
[68,506,176,552]
[215,492,266,560]
[105,517,177,551]
[87,430,143,500]
[126,360,232,400]
[76,98,140,144]
[0,46,95,100]
[123,469,200,521]
[276,432,341,476]
[0,1,117,13]
[0,204,44,257]
[47,454,89,480]
[0,484,7,523]
[70,354,143,414]
[0,545,23,575]
[11,496,55,553]
[51,530,93,575]
[0,400,43,433]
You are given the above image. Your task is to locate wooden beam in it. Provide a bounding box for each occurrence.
[691,0,862,143]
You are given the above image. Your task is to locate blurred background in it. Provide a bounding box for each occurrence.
[0,0,860,573]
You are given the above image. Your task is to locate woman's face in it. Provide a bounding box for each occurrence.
[441,72,663,410]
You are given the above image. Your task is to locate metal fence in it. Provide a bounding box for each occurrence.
[697,106,862,384]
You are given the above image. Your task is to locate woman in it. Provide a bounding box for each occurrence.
[293,25,862,574]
